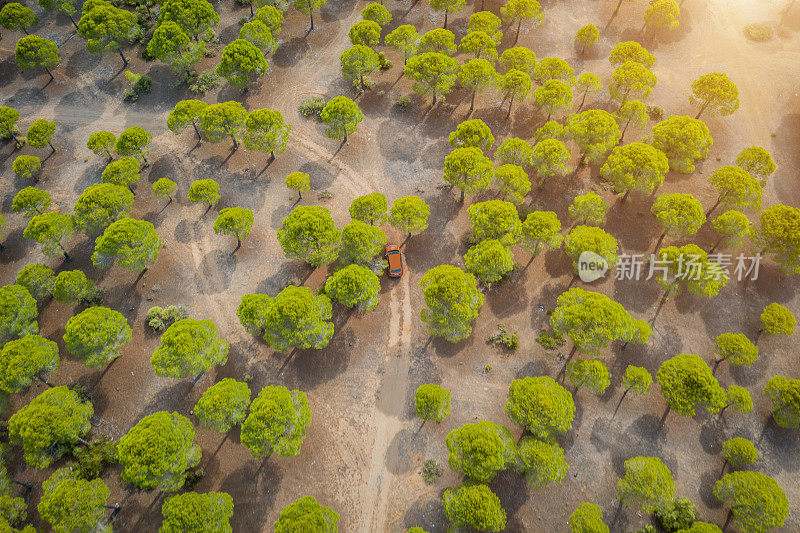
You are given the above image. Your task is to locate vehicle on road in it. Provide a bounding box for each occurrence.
[386,245,403,277]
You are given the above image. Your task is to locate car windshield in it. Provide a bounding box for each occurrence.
[388,250,399,254]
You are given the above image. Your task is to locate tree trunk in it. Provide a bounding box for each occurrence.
[23,27,29,35]
[515,18,522,43]
[68,14,78,30]
[613,389,629,417]
[166,196,173,206]
[612,0,624,16]
[270,150,276,163]
[45,67,54,81]
[298,191,302,200]
[59,243,71,261]
[232,238,241,256]
[309,11,314,30]
[11,479,33,490]
[459,188,465,203]
[695,100,710,119]
[708,236,723,254]
[470,91,476,112]
[0,242,4,250]
[117,48,127,67]
[77,437,91,446]
[249,0,254,18]
[720,459,728,476]
[650,290,670,325]
[653,231,667,253]
[705,197,722,217]
[48,141,55,152]
[192,372,205,386]
[37,375,55,387]
[506,95,514,119]
[432,90,437,105]
[620,190,631,203]
[620,120,631,142]
[546,111,552,121]
[443,9,448,29]
[231,135,238,150]
[659,405,670,428]
[578,90,588,111]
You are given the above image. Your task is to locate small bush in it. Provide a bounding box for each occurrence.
[183,468,205,490]
[377,51,393,71]
[147,305,187,331]
[299,97,326,119]
[74,438,118,480]
[654,498,697,532]
[646,105,665,121]
[71,384,93,405]
[189,69,221,94]
[421,460,442,484]
[487,323,519,351]
[536,330,566,350]
[318,190,334,200]
[396,94,411,111]
[744,22,773,42]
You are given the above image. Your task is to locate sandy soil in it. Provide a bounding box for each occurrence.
[1,0,799,530]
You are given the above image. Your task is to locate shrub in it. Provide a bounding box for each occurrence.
[183,468,205,491]
[299,97,325,119]
[536,330,566,350]
[744,23,773,42]
[377,51,393,71]
[421,459,442,484]
[74,438,118,480]
[189,69,220,94]
[487,323,519,351]
[397,94,412,111]
[647,105,665,121]
[146,305,187,331]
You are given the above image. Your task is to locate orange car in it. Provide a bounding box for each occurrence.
[386,245,404,277]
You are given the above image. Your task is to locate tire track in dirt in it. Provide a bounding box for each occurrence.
[358,272,413,533]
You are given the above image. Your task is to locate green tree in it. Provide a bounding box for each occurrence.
[654,244,728,299]
[563,226,619,275]
[13,186,52,217]
[320,96,363,143]
[15,264,55,300]
[0,285,38,346]
[9,386,92,468]
[617,456,674,513]
[498,68,532,118]
[690,72,739,119]
[713,332,758,371]
[567,358,610,395]
[151,318,228,384]
[651,193,706,245]
[77,3,139,66]
[534,120,565,142]
[429,0,465,28]
[213,207,254,254]
[714,472,788,533]
[404,52,459,105]
[657,353,726,418]
[654,498,697,532]
[753,204,800,274]
[349,192,388,225]
[501,0,544,43]
[610,41,655,67]
[52,270,96,305]
[415,384,451,423]
[217,39,268,90]
[38,468,111,533]
[468,200,521,245]
[519,210,562,266]
[566,109,621,164]
[194,378,251,433]
[348,19,380,47]
[277,205,341,267]
[569,502,609,533]
[147,21,205,78]
[530,139,571,185]
[709,210,750,252]
[764,376,800,428]
[239,20,277,53]
[551,288,647,356]
[236,294,272,336]
[534,79,573,121]
[609,60,657,104]
[385,24,419,63]
[285,171,310,199]
[339,218,385,265]
[86,130,116,159]
[153,178,178,205]
[255,5,283,36]
[63,306,130,369]
[274,496,339,533]
[706,165,763,216]
[0,334,58,393]
[615,100,649,141]
[161,492,233,533]
[494,164,530,205]
[25,119,56,154]
[459,31,498,61]
[469,10,502,42]
[759,303,795,337]
[719,385,753,416]
[168,99,207,140]
[23,212,75,260]
[446,421,515,483]
[600,142,668,202]
[622,365,653,398]
[443,483,506,532]
[0,106,21,144]
[293,0,327,30]
[443,147,493,203]
[735,146,775,185]
[495,137,531,167]
[15,36,59,82]
[92,217,161,273]
[188,179,221,210]
[465,239,515,285]
[419,265,483,342]
[114,126,151,164]
[644,0,680,31]
[533,56,574,84]
[101,156,140,192]
[575,23,599,52]
[0,3,37,34]
[505,376,574,440]
[340,44,379,91]
[73,183,133,236]
[514,437,568,488]
[721,437,757,471]
[158,0,219,41]
[261,286,334,351]
[362,2,391,26]
[325,264,380,312]
[499,46,536,72]
[200,101,247,149]
[457,58,495,113]
[389,196,430,238]
[117,411,201,491]
[651,115,712,173]
[568,192,609,225]
[12,155,42,180]
[241,385,311,458]
[449,119,494,151]
[574,72,602,111]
